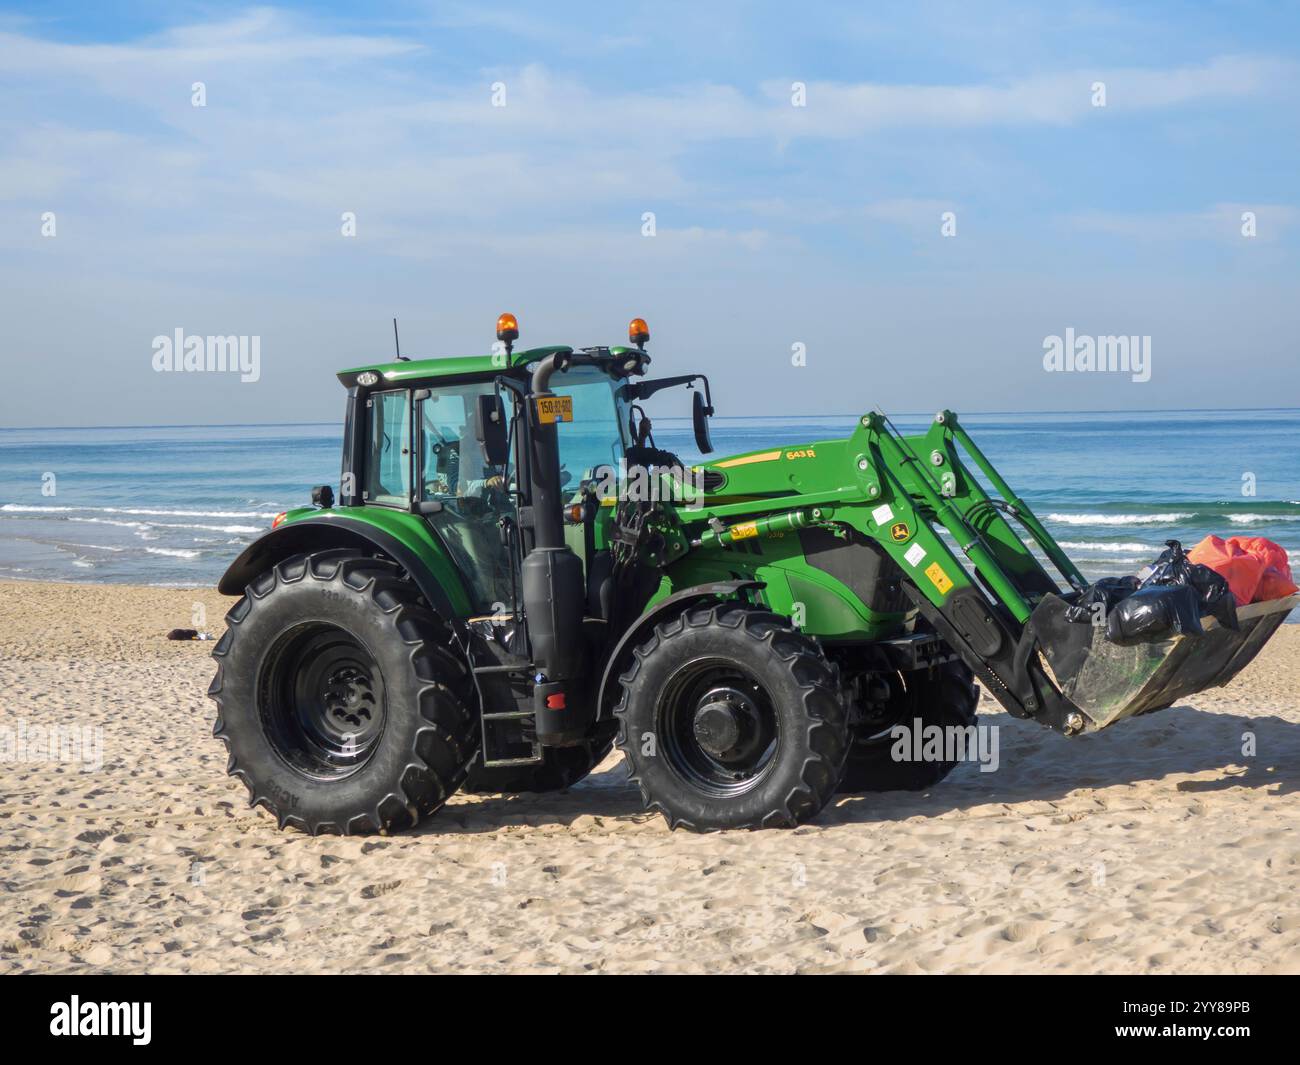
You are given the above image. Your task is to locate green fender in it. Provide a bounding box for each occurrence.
[593,579,766,720]
[217,509,472,620]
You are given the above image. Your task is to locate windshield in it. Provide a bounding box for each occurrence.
[551,369,626,484]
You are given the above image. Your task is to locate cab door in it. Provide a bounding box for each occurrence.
[415,382,517,615]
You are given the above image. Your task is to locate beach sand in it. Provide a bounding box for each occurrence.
[1,579,1298,974]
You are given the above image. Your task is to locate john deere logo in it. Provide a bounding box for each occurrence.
[890,522,911,542]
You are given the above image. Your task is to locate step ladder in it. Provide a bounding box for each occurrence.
[472,660,544,768]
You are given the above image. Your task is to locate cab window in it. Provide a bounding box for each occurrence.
[419,385,514,501]
[363,390,411,506]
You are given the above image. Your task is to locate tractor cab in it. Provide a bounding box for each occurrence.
[336,320,701,617]
[361,365,628,613]
[333,316,716,628]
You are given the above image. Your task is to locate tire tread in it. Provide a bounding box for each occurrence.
[209,551,477,835]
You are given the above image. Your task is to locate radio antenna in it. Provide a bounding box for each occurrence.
[392,318,409,361]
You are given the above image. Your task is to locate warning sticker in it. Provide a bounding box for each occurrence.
[536,395,574,424]
[904,543,926,567]
[870,503,894,526]
[729,521,759,540]
[925,561,954,595]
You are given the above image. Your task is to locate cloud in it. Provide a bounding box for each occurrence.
[0,6,1297,427]
[762,55,1289,135]
[0,7,418,75]
[0,157,76,201]
[1066,203,1300,242]
[428,2,638,54]
[3,32,1278,259]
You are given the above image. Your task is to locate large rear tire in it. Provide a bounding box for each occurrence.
[614,604,849,831]
[838,660,979,793]
[208,550,478,835]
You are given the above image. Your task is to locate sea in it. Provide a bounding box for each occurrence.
[2,410,1297,618]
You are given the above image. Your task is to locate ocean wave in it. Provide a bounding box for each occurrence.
[1046,512,1194,526]
[69,517,149,530]
[66,516,260,535]
[164,522,261,534]
[1057,540,1155,553]
[1,504,280,519]
[144,547,202,559]
[1227,513,1300,524]
[67,517,159,541]
[145,520,261,534]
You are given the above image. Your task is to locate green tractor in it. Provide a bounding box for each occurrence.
[208,315,1297,834]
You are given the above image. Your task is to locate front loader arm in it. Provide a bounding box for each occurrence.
[671,409,1293,739]
[923,411,1086,596]
[841,413,1055,721]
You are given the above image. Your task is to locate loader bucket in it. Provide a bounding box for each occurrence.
[1030,592,1300,731]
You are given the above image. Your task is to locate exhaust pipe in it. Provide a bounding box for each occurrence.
[522,352,588,743]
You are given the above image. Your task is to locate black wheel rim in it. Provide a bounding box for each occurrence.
[658,658,779,796]
[260,623,387,780]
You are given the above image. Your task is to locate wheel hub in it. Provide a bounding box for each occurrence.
[691,686,764,763]
[262,623,387,779]
[322,665,378,734]
[659,662,781,797]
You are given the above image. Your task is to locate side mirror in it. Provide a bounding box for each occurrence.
[692,389,714,455]
[475,393,509,466]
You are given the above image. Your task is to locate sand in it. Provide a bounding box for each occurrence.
[1,578,1298,974]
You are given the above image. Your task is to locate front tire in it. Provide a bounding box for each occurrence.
[208,550,478,834]
[614,604,849,831]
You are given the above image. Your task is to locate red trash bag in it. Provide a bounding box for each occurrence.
[1228,535,1298,602]
[1187,535,1263,606]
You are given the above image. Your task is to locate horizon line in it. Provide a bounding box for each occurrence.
[3,405,1300,432]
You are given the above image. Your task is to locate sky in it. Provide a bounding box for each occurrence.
[0,0,1297,427]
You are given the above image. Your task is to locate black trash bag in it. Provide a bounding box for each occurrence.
[1138,539,1239,631]
[1105,583,1204,646]
[1136,538,1189,587]
[1183,564,1239,630]
[1065,575,1141,624]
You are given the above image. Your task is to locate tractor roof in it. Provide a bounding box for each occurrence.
[337,345,638,389]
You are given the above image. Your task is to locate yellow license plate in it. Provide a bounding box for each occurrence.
[536,395,573,424]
